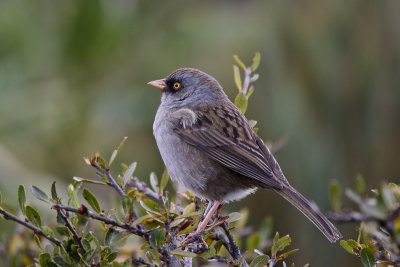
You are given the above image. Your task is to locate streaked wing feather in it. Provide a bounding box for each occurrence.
[174,107,284,189]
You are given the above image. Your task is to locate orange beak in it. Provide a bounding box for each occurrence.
[147,79,167,91]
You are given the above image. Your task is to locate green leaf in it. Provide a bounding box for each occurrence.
[82,189,101,213]
[250,255,270,267]
[68,184,79,209]
[339,240,360,255]
[329,180,341,212]
[96,156,107,170]
[18,185,26,214]
[274,232,279,243]
[149,229,165,249]
[234,93,248,114]
[360,248,375,267]
[105,252,118,262]
[51,182,58,202]
[150,172,159,192]
[131,214,152,226]
[246,232,261,251]
[227,212,242,223]
[122,162,137,186]
[247,85,254,98]
[122,196,133,215]
[56,226,70,236]
[159,169,169,193]
[145,250,155,263]
[42,226,55,239]
[233,54,247,71]
[34,234,41,249]
[108,136,128,167]
[53,257,67,267]
[259,216,273,240]
[170,249,197,258]
[198,247,216,259]
[355,174,366,195]
[140,199,162,216]
[233,65,242,91]
[26,205,42,228]
[251,52,261,71]
[174,211,202,220]
[73,177,108,186]
[30,185,50,203]
[38,252,52,267]
[105,231,128,247]
[272,234,291,256]
[277,249,300,261]
[183,202,196,214]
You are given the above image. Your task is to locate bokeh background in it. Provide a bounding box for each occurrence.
[1,0,399,266]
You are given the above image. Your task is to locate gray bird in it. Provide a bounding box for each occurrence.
[148,68,342,243]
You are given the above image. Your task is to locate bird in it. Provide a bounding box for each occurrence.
[148,68,342,244]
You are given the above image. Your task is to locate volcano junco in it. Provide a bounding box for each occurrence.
[148,68,342,243]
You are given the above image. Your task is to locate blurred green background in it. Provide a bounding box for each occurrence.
[0,0,399,266]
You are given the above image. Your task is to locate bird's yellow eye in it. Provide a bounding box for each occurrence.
[173,82,181,90]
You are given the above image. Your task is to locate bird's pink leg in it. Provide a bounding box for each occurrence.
[182,200,222,245]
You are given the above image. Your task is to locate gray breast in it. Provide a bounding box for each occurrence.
[153,106,208,195]
[153,105,258,202]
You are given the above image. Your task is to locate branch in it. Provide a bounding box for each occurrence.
[220,222,249,267]
[52,204,147,238]
[132,257,157,267]
[328,206,400,224]
[241,67,252,95]
[327,210,375,222]
[91,160,125,196]
[55,207,86,253]
[0,208,64,248]
[128,178,160,201]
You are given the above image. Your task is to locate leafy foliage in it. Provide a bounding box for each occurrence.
[329,176,400,266]
[1,53,398,266]
[0,54,304,267]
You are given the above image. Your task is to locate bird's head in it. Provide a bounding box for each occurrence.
[148,68,227,108]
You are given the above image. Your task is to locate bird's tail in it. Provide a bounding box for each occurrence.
[274,186,342,243]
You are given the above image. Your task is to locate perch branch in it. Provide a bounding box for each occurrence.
[0,208,64,248]
[221,222,248,267]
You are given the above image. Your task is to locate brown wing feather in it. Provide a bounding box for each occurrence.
[174,102,284,189]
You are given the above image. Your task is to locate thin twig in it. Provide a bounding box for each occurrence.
[0,208,64,248]
[327,210,375,222]
[55,208,86,253]
[52,204,147,238]
[241,67,252,95]
[132,257,157,267]
[269,256,276,267]
[91,160,125,196]
[328,206,400,223]
[128,178,160,201]
[221,222,248,267]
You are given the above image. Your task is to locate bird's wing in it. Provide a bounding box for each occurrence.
[174,103,284,189]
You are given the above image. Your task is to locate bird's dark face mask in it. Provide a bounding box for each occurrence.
[148,68,225,108]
